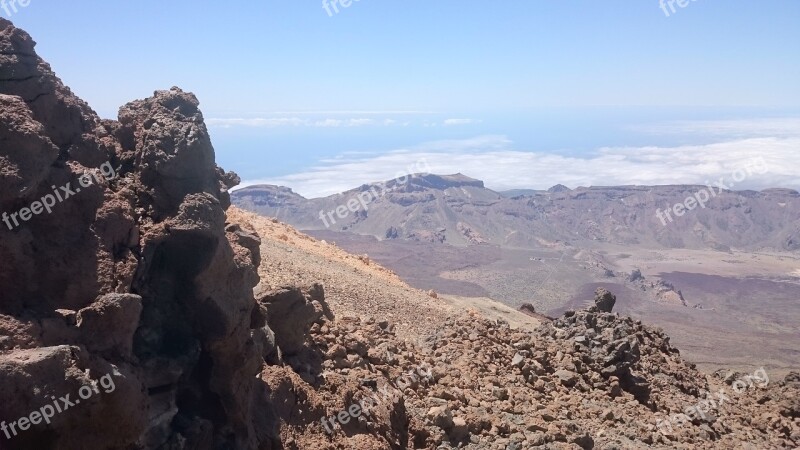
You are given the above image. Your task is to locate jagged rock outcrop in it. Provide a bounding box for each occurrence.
[385,226,399,239]
[407,227,446,244]
[456,222,487,244]
[593,287,616,313]
[257,283,333,357]
[626,269,689,307]
[0,19,275,449]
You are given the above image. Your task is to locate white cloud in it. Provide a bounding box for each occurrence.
[443,118,481,126]
[632,117,800,139]
[312,118,376,127]
[208,116,482,128]
[238,132,800,198]
[261,110,437,115]
[207,117,307,128]
[209,117,398,128]
[382,119,410,126]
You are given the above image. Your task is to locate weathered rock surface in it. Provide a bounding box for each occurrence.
[272,305,799,449]
[1,18,273,449]
[593,287,616,313]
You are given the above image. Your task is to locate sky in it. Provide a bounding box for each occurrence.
[6,1,800,197]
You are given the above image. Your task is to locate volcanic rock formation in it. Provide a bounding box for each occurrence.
[0,19,273,449]
[593,287,616,313]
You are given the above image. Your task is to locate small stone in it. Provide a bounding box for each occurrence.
[554,369,578,387]
[492,386,509,400]
[540,409,557,421]
[602,365,619,377]
[449,417,469,441]
[427,406,453,430]
[573,433,594,450]
[327,344,347,359]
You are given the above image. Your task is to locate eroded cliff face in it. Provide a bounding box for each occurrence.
[0,18,275,449]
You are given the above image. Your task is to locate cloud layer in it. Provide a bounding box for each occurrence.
[237,139,797,198]
[236,119,800,198]
[207,116,477,128]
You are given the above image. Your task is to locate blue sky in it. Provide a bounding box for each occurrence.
[6,1,800,196]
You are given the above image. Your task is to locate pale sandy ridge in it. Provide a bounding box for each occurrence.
[228,207,541,342]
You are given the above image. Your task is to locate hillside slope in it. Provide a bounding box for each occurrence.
[230,208,800,449]
[227,207,542,339]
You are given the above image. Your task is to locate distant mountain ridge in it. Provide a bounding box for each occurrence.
[232,173,800,251]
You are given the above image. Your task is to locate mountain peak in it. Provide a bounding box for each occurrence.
[406,173,485,190]
[548,184,571,193]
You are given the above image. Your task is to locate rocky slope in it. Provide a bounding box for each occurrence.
[1,18,798,450]
[232,176,800,252]
[229,207,800,449]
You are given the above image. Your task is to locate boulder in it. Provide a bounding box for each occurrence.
[594,287,617,313]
